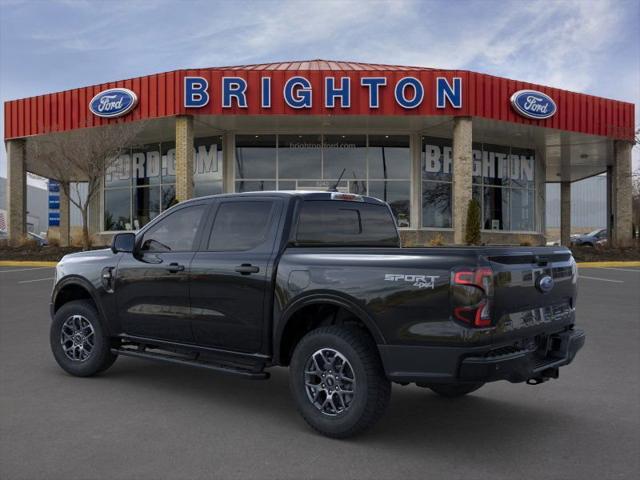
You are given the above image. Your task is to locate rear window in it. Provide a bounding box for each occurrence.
[295,200,399,247]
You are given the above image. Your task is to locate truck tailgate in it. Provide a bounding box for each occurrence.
[487,249,577,343]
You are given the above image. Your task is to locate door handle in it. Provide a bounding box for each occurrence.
[235,264,260,275]
[166,262,185,273]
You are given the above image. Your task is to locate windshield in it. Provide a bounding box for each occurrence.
[587,229,603,237]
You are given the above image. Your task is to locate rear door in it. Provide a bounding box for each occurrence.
[189,198,284,353]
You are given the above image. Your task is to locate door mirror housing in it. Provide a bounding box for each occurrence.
[111,232,136,254]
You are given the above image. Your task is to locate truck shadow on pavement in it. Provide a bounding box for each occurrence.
[88,357,576,452]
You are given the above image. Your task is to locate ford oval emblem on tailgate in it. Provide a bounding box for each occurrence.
[536,274,555,294]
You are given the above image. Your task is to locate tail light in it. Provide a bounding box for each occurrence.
[451,267,494,327]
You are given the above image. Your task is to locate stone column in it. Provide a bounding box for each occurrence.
[409,133,422,230]
[560,181,571,247]
[59,182,70,247]
[611,141,633,247]
[452,117,473,244]
[222,133,235,193]
[175,115,194,202]
[6,139,27,245]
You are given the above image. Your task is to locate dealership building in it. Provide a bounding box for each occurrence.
[3,60,636,246]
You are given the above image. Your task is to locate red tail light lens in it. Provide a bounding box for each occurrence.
[451,267,494,328]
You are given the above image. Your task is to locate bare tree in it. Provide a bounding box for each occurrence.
[27,122,143,250]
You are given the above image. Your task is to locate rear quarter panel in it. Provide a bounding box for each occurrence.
[275,247,494,347]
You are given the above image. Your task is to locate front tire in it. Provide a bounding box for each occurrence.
[50,300,117,377]
[289,325,391,438]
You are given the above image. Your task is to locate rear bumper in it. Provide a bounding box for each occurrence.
[379,328,585,384]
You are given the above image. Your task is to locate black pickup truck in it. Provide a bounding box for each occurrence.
[50,191,584,437]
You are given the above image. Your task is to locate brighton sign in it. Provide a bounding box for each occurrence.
[183,76,464,110]
[89,88,138,118]
[510,89,557,120]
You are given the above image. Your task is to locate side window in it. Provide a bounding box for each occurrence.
[140,204,206,252]
[207,201,275,251]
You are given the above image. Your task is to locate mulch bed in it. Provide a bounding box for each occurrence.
[0,244,96,262]
[570,245,640,262]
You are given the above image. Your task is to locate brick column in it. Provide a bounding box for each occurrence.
[6,139,27,245]
[59,182,70,247]
[175,115,194,202]
[452,117,473,244]
[560,181,571,247]
[611,141,633,247]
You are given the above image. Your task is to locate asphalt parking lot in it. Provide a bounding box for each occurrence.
[1,265,639,480]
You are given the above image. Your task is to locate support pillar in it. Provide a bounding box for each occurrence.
[452,117,473,244]
[410,133,422,230]
[175,115,194,202]
[222,133,235,193]
[59,182,70,247]
[6,139,27,245]
[560,181,571,247]
[611,141,633,247]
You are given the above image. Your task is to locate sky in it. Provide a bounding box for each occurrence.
[1,0,638,183]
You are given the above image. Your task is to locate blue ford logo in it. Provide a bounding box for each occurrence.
[510,89,556,120]
[89,88,138,118]
[536,274,555,294]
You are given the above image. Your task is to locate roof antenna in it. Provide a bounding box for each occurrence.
[328,168,346,192]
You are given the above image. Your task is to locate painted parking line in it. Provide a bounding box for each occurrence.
[17,277,55,284]
[597,267,640,273]
[0,267,54,274]
[578,275,624,283]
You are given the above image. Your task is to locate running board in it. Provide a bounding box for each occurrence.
[111,348,269,380]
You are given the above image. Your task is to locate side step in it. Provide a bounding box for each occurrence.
[111,347,269,380]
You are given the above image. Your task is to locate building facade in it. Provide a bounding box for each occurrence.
[3,60,636,246]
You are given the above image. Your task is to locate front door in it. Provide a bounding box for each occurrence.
[190,198,283,353]
[115,202,209,343]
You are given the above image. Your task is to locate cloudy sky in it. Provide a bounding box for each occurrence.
[1,0,638,180]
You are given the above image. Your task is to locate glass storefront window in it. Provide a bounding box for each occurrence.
[161,184,177,211]
[133,186,160,230]
[105,153,131,188]
[369,135,410,179]
[278,134,322,179]
[510,188,535,231]
[422,181,452,228]
[369,181,410,228]
[104,188,131,231]
[484,186,509,230]
[236,135,277,179]
[132,143,161,187]
[322,134,367,179]
[194,136,223,185]
[236,180,277,192]
[161,141,176,184]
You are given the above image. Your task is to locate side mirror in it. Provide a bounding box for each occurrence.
[111,232,136,254]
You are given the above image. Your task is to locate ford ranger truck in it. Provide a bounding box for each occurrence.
[50,191,585,438]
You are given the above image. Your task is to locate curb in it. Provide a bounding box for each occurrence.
[577,261,640,268]
[0,260,58,267]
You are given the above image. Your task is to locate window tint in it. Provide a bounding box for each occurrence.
[140,204,206,252]
[208,201,275,251]
[295,201,399,247]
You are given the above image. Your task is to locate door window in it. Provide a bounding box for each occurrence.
[140,204,206,252]
[207,201,275,251]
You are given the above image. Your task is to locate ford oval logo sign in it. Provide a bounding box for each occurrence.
[89,88,138,118]
[536,274,555,294]
[510,90,556,120]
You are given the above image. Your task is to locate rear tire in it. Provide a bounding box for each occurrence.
[428,382,484,398]
[50,300,117,377]
[289,325,391,438]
